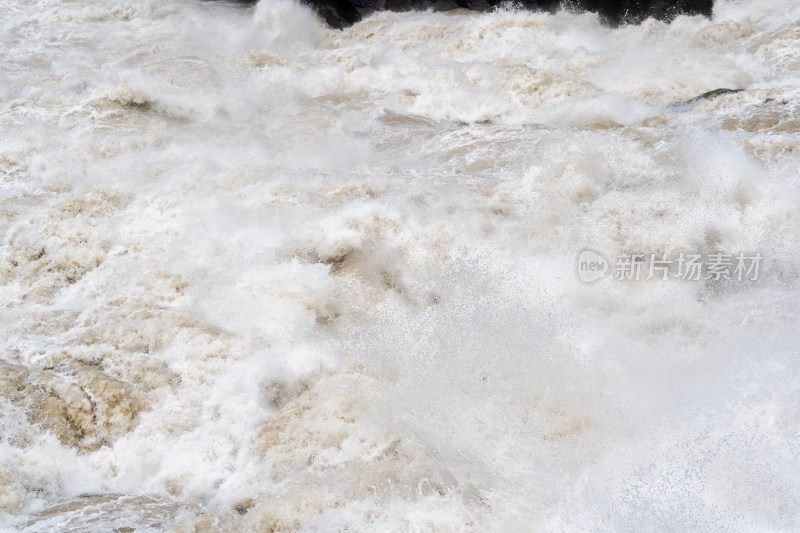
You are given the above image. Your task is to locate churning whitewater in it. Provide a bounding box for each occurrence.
[1,0,799,530]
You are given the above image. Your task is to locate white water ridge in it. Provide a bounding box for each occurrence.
[1,0,799,530]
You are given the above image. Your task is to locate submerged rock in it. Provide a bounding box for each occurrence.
[246,0,715,29]
[671,88,745,108]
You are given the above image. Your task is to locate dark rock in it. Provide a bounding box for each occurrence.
[671,88,744,108]
[236,0,714,30]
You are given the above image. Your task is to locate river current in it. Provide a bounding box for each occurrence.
[1,0,799,530]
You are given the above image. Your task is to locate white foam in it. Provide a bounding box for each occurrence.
[1,0,799,529]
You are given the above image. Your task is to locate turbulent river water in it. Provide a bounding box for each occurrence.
[1,0,799,530]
